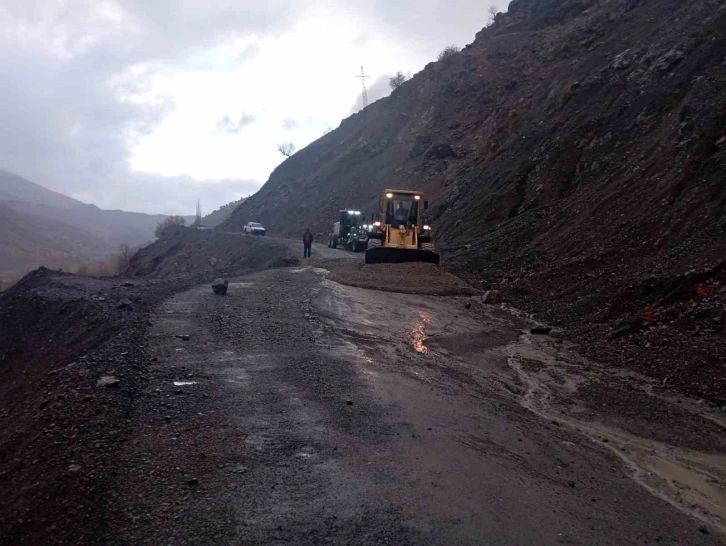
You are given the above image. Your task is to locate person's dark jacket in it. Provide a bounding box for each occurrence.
[303,232,313,245]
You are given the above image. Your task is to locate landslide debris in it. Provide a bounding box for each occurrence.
[326,262,478,296]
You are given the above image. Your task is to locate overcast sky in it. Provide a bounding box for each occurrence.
[0,0,509,215]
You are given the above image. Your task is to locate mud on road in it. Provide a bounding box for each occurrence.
[106,265,725,545]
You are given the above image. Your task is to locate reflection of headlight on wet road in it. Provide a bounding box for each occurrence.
[409,311,433,355]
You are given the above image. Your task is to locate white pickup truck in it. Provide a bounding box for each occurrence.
[243,222,266,236]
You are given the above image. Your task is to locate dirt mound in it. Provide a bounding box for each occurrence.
[0,231,300,544]
[0,268,178,544]
[327,261,477,296]
[126,227,295,278]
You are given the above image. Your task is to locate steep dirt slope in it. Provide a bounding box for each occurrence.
[221,0,726,402]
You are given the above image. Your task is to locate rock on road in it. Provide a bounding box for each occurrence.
[107,265,726,545]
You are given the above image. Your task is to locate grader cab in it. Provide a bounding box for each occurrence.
[365,189,439,265]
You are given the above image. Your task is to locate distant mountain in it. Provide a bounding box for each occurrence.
[0,170,83,209]
[0,203,115,280]
[202,197,248,228]
[5,199,168,248]
[0,171,193,282]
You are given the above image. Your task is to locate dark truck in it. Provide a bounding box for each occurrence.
[327,210,369,252]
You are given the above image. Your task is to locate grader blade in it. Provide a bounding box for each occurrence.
[364,247,440,265]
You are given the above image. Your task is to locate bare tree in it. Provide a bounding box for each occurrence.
[389,71,409,90]
[277,143,296,157]
[437,45,460,61]
[155,215,187,238]
[117,244,132,273]
[487,5,498,26]
[193,199,202,226]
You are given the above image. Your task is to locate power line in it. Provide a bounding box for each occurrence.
[356,65,370,110]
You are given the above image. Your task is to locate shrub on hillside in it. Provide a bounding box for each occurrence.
[117,244,132,273]
[277,143,295,157]
[389,71,409,90]
[437,45,460,61]
[155,215,186,238]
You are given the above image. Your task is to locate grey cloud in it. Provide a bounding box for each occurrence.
[281,118,299,130]
[351,33,369,47]
[0,0,511,215]
[216,113,256,134]
[81,172,261,215]
[236,43,261,66]
[0,0,306,214]
[354,0,511,58]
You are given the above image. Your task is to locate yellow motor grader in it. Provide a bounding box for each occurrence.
[365,189,440,265]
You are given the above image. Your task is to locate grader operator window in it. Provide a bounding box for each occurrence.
[386,195,420,228]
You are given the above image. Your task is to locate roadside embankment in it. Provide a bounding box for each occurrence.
[0,230,299,544]
[126,227,298,277]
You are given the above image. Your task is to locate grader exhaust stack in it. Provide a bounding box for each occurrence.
[365,189,440,265]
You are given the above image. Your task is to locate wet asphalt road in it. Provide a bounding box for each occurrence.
[112,261,724,545]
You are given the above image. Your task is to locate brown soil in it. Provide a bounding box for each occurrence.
[326,261,478,296]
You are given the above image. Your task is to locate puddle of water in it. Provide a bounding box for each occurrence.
[295,446,316,459]
[290,267,329,275]
[173,381,198,386]
[409,311,433,355]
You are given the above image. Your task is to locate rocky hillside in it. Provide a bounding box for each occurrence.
[222,0,726,402]
[224,0,725,247]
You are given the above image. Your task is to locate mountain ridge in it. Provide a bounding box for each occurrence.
[0,170,85,209]
[0,171,194,281]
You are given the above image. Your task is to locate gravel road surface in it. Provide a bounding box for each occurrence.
[107,265,725,545]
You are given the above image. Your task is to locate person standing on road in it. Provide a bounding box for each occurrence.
[303,228,313,258]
